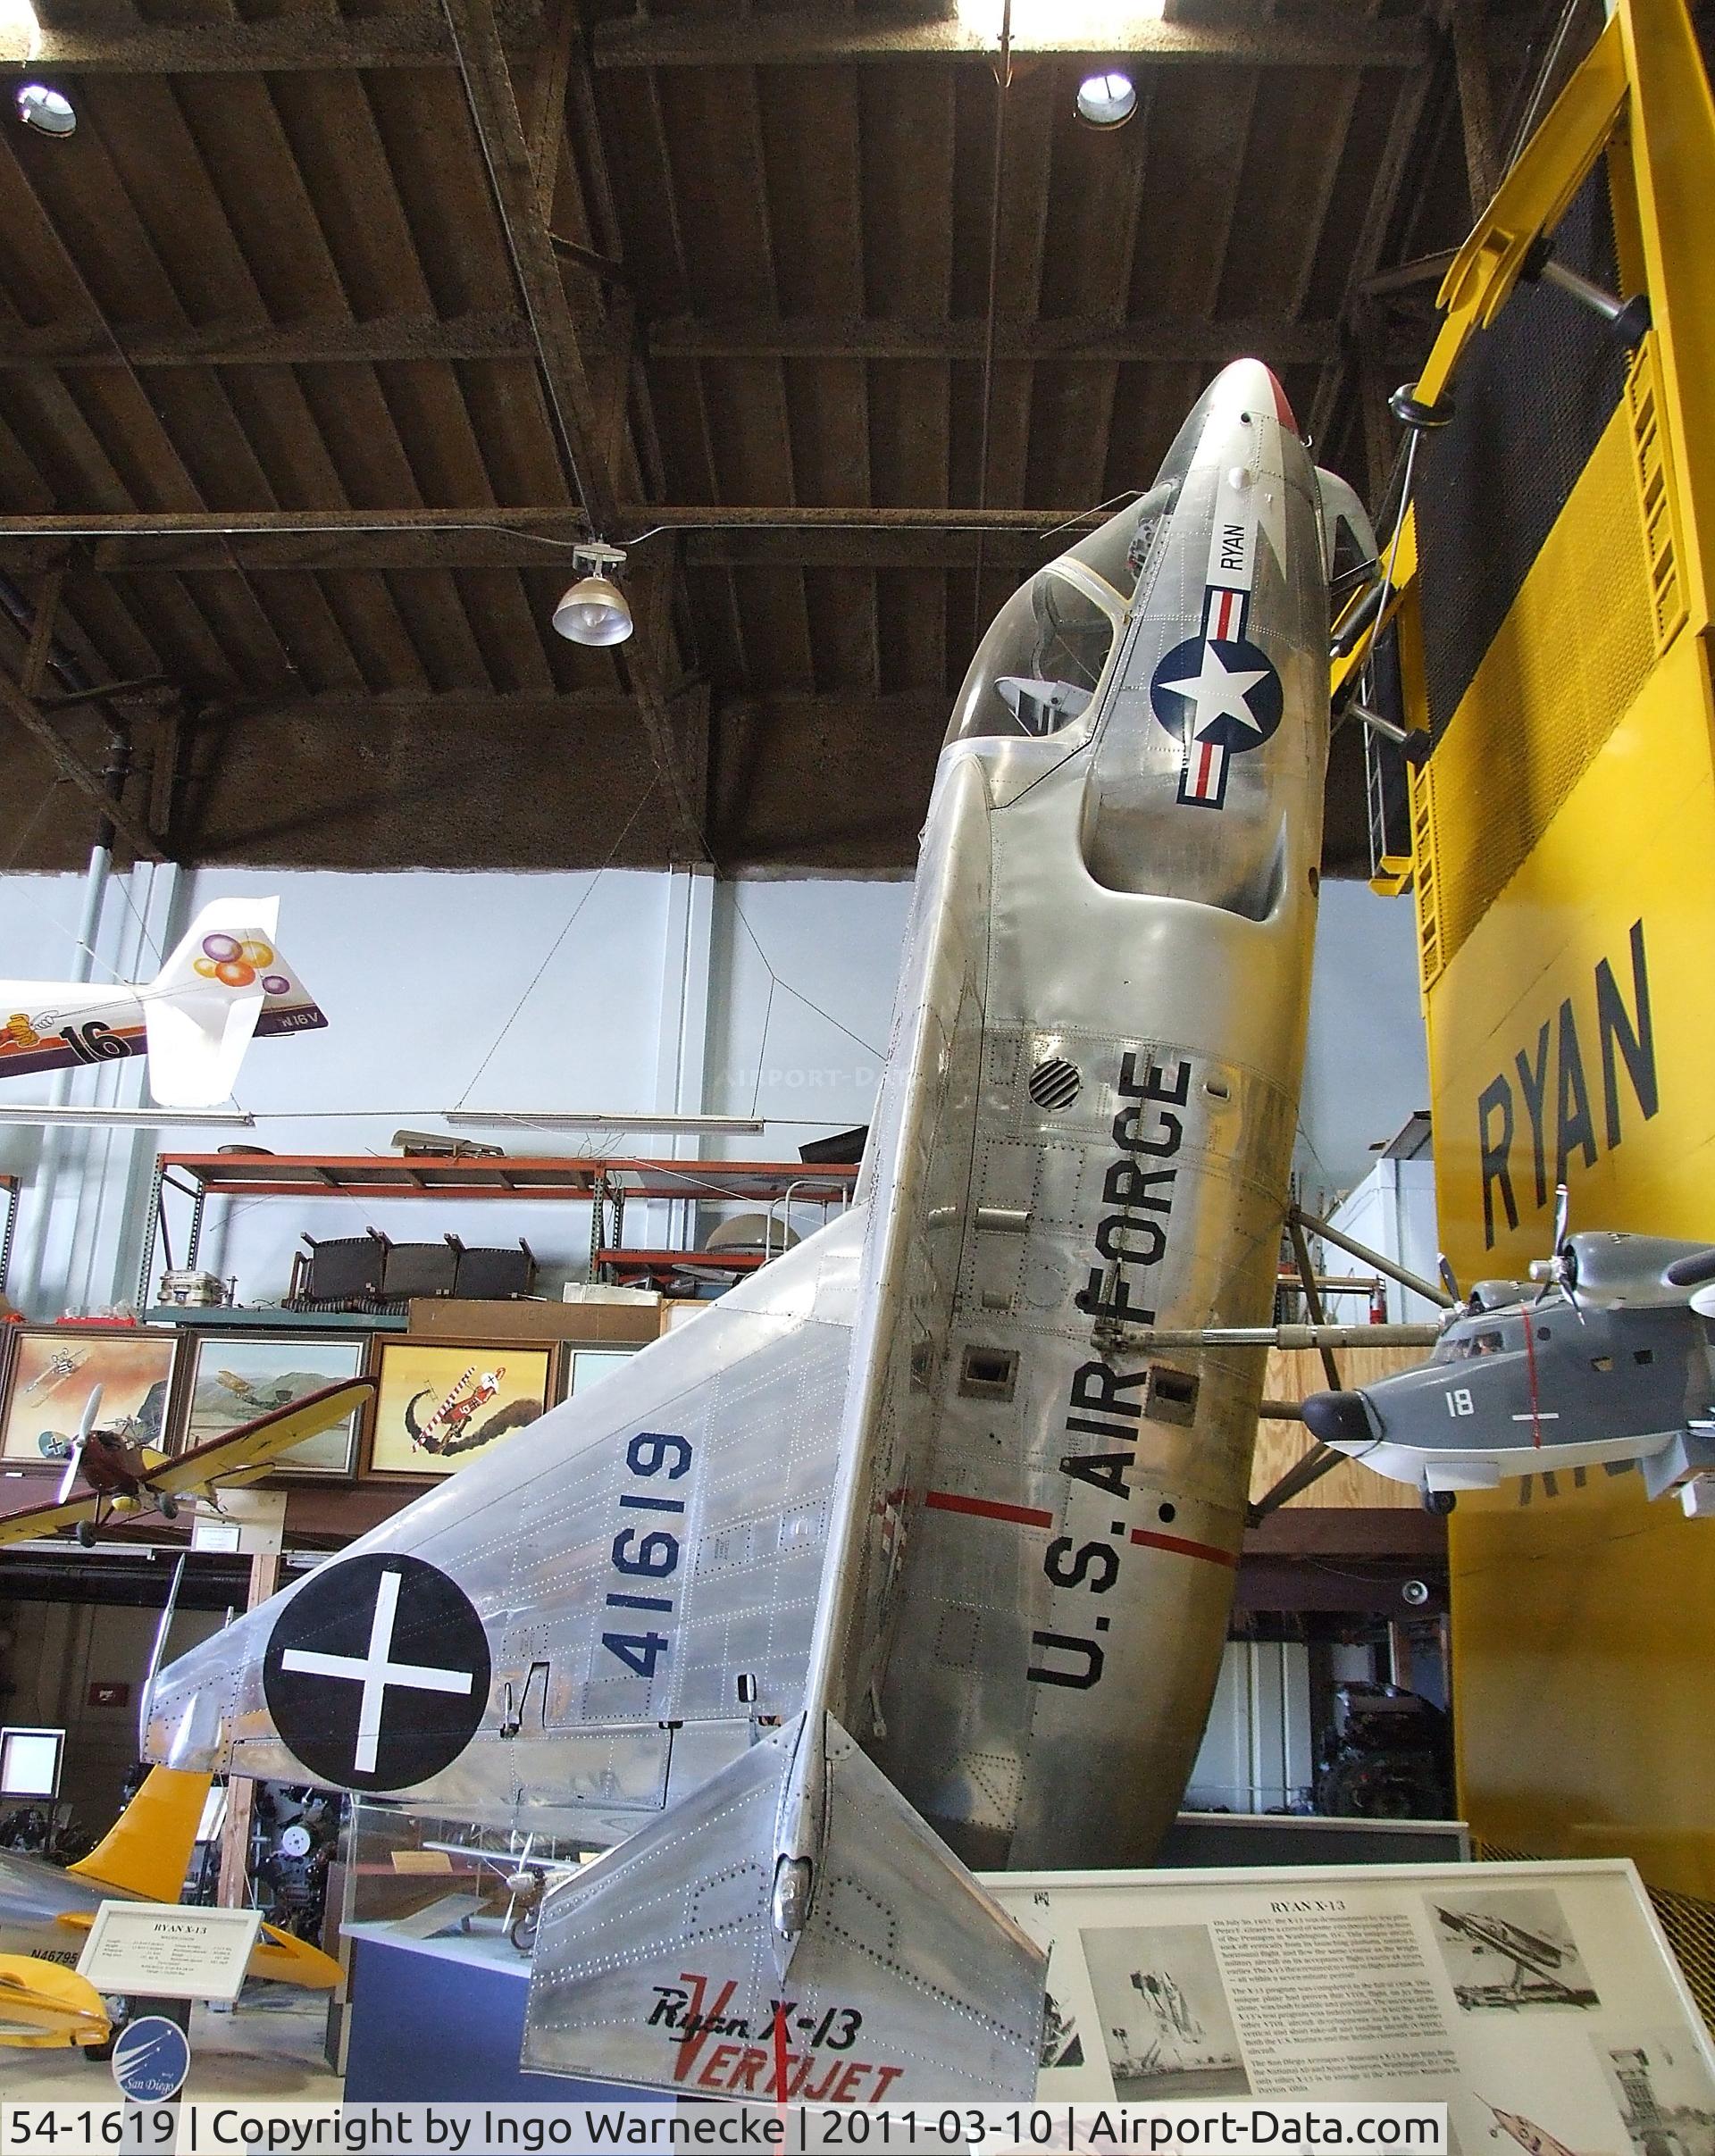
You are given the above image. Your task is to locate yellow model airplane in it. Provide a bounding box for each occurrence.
[0,1764,344,2048]
[0,1376,374,1550]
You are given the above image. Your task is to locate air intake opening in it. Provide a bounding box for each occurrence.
[1145,1365,1199,1426]
[959,1345,1019,1401]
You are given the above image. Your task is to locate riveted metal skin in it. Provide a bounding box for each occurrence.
[140,360,1334,2102]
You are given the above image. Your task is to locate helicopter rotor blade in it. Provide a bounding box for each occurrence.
[1552,1182,1571,1258]
[1437,1252,1460,1305]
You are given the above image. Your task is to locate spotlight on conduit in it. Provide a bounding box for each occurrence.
[16,83,74,136]
[1075,70,1137,128]
[551,541,633,647]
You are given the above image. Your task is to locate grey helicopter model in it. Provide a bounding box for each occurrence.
[1299,1190,1715,1512]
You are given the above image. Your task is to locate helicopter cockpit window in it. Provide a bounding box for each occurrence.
[945,569,1117,744]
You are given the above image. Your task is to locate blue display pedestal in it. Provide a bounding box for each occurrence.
[343,1925,659,2104]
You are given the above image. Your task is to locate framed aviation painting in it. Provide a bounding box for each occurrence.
[0,1328,180,1467]
[367,1341,552,1479]
[180,1333,367,1478]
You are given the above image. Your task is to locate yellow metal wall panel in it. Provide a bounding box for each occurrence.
[1414,389,1658,990]
[1402,0,1715,1925]
[1432,630,1715,1899]
[1625,337,1688,652]
[1451,1461,1715,1899]
[1427,629,1715,1271]
[1617,0,1715,627]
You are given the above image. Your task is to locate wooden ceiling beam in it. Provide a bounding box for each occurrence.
[0,505,1108,574]
[0,312,556,370]
[0,4,544,73]
[1308,57,1438,481]
[0,669,169,860]
[592,10,1430,70]
[440,0,704,859]
[209,688,952,730]
[646,313,1342,364]
[0,311,1355,374]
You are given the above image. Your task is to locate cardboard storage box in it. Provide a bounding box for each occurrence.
[406,1297,664,1344]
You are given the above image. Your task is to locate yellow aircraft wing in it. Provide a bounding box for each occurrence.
[51,1909,342,1992]
[0,1379,374,1547]
[0,1955,110,2049]
[150,1377,375,1497]
[0,1486,104,1549]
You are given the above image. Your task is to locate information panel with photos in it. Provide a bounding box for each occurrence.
[986,1862,1715,2133]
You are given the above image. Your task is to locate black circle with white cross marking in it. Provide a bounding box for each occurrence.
[263,1553,489,1792]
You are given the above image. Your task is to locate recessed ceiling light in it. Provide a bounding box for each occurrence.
[16,83,75,137]
[1075,70,1137,128]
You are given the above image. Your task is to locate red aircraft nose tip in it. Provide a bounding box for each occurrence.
[1265,367,1297,430]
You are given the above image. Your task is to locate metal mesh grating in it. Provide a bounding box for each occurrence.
[1406,157,1678,987]
[1415,166,1630,740]
[1647,1889,1715,2037]
[1414,387,1656,984]
[1474,1842,1715,2036]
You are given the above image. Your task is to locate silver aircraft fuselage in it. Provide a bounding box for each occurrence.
[871,357,1328,1867]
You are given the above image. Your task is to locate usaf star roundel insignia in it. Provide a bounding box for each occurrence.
[1150,631,1284,755]
[263,1552,490,1792]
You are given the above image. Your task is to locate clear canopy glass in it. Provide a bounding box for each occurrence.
[945,568,1118,744]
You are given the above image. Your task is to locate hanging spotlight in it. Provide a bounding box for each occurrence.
[551,540,634,647]
[16,82,74,136]
[1075,70,1137,128]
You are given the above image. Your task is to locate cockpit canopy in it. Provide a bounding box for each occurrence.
[942,484,1177,747]
[943,569,1114,745]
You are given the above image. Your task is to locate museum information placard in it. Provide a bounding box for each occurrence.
[76,1901,262,2001]
[989,1858,1715,2134]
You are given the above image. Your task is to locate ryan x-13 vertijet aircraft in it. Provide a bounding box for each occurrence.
[140,360,1376,2102]
[0,895,324,1108]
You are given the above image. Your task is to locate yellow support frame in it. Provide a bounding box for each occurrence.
[1382,0,1715,1937]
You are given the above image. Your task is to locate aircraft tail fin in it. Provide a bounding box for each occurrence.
[141,897,319,1107]
[521,1711,1044,2103]
[66,1766,210,1903]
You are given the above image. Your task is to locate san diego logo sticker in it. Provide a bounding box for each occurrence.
[112,2015,191,2103]
[263,1552,490,1792]
[1150,583,1283,809]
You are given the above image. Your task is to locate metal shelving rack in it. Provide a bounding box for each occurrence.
[134,1151,858,1310]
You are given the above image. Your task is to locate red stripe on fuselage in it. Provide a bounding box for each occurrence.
[924,1493,1235,1569]
[924,1490,1052,1530]
[1129,1526,1238,1569]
